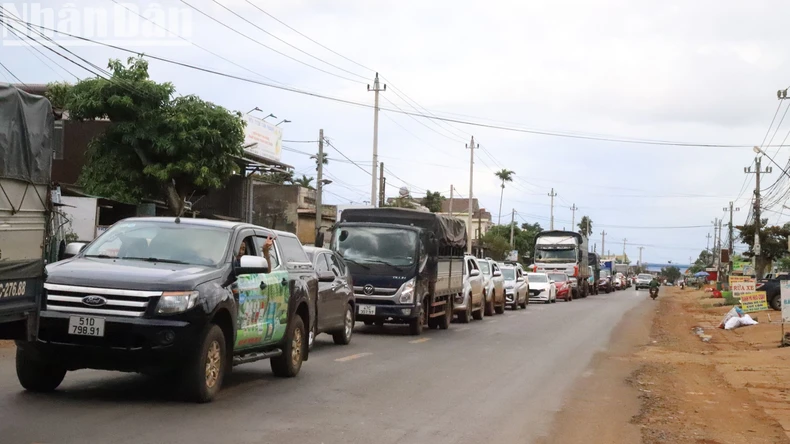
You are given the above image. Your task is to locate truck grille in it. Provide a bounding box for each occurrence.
[44,283,160,318]
[353,286,398,297]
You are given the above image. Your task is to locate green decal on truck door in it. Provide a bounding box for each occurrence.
[235,270,290,349]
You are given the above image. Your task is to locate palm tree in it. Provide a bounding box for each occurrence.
[294,175,314,189]
[578,216,593,237]
[494,169,515,224]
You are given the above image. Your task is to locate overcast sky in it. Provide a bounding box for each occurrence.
[3,0,790,265]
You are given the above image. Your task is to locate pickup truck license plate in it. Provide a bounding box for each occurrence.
[68,315,105,337]
[358,304,376,315]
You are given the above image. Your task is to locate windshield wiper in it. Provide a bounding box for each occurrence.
[123,257,190,265]
[343,258,370,270]
[84,254,114,259]
[361,259,404,272]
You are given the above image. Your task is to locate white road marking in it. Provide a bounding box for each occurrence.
[334,352,372,362]
[455,327,471,331]
[409,338,431,344]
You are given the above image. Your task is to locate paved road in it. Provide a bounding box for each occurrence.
[0,288,646,444]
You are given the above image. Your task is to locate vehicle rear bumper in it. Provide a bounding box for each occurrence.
[28,310,200,372]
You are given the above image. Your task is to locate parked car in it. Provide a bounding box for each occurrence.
[635,273,653,290]
[528,272,557,303]
[756,274,789,311]
[614,273,626,290]
[568,276,578,298]
[478,258,506,315]
[455,255,485,323]
[303,247,355,349]
[548,273,571,301]
[500,264,529,309]
[28,218,315,402]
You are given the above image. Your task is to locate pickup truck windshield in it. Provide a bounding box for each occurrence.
[501,268,515,280]
[535,247,576,262]
[478,261,491,275]
[334,226,417,266]
[82,221,231,267]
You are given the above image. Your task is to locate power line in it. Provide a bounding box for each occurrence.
[1,20,78,80]
[178,0,364,84]
[5,15,783,150]
[0,60,24,84]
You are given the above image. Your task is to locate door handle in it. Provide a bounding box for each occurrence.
[281,278,288,286]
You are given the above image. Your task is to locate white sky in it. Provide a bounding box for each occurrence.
[3,0,790,264]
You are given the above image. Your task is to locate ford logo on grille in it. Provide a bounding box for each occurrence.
[363,284,375,295]
[82,295,107,307]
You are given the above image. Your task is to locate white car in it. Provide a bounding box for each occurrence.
[455,255,485,323]
[499,263,529,309]
[527,272,557,304]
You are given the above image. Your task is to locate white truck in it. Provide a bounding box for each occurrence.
[531,230,591,298]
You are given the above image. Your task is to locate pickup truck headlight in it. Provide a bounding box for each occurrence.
[398,278,416,304]
[156,291,199,314]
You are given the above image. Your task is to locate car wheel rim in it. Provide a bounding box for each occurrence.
[205,340,221,389]
[345,308,353,338]
[292,327,303,367]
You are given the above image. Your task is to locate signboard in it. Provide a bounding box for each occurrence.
[506,250,518,262]
[729,276,755,300]
[739,292,769,313]
[243,115,283,162]
[781,281,790,323]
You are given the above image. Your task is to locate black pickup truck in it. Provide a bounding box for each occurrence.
[755,273,788,311]
[17,217,320,402]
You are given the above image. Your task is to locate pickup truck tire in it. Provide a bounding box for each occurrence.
[495,293,505,314]
[472,297,484,320]
[271,315,306,377]
[769,293,781,311]
[332,304,354,345]
[437,298,452,329]
[520,294,528,309]
[484,292,495,316]
[458,296,472,323]
[182,324,226,403]
[16,347,66,392]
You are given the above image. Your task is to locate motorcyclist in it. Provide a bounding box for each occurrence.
[648,276,660,295]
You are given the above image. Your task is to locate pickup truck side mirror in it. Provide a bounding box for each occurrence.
[317,270,335,282]
[517,277,525,283]
[470,269,480,277]
[493,270,502,277]
[236,255,269,275]
[63,242,87,259]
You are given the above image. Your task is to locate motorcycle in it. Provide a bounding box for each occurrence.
[649,287,659,300]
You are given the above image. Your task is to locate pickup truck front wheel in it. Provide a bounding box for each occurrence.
[271,316,305,377]
[16,346,66,392]
[183,324,226,403]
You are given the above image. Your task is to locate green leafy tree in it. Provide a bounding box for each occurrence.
[256,170,294,185]
[578,215,593,237]
[494,169,515,224]
[68,58,245,215]
[422,190,445,213]
[294,175,314,189]
[484,221,543,264]
[660,265,681,283]
[737,219,790,278]
[688,249,714,274]
[480,231,511,261]
[44,81,73,111]
[386,197,416,209]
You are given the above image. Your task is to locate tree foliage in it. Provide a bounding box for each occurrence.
[495,169,515,188]
[422,190,445,213]
[660,265,681,282]
[66,58,245,215]
[480,231,512,261]
[688,249,714,274]
[294,175,314,189]
[482,221,543,263]
[578,215,593,237]
[737,219,790,277]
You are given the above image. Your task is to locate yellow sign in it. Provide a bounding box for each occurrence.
[740,291,769,313]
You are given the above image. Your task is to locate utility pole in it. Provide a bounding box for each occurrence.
[510,209,515,247]
[601,231,607,259]
[314,129,324,246]
[466,136,477,254]
[367,73,386,207]
[638,246,644,266]
[570,203,578,228]
[723,201,740,274]
[717,218,723,284]
[622,238,627,264]
[706,233,712,252]
[712,218,719,265]
[449,184,454,217]
[548,188,557,230]
[745,153,772,278]
[378,162,385,207]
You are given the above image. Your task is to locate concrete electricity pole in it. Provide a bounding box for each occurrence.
[510,209,515,247]
[745,154,772,278]
[449,184,454,217]
[466,136,478,254]
[638,246,644,266]
[622,238,627,263]
[723,202,740,273]
[706,233,712,252]
[570,203,578,228]
[548,188,557,230]
[314,129,325,246]
[601,231,607,259]
[378,162,385,207]
[367,73,386,207]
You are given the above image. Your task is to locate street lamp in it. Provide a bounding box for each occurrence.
[246,106,262,115]
[276,119,291,126]
[753,146,784,178]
